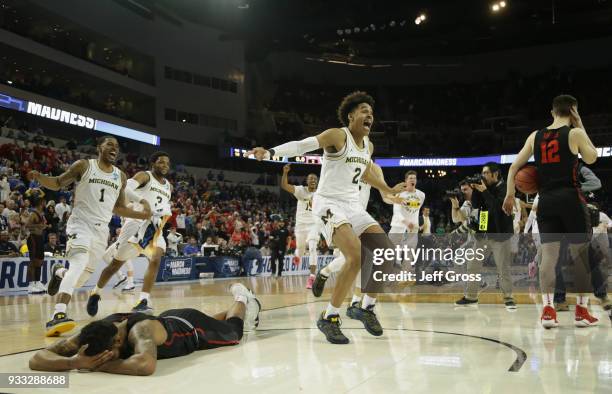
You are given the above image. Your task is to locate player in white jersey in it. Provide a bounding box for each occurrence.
[248,91,404,344]
[281,164,321,289]
[311,167,379,312]
[389,170,425,260]
[87,152,172,316]
[29,136,152,337]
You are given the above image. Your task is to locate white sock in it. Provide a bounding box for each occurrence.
[577,295,588,308]
[91,285,101,295]
[542,293,554,307]
[235,295,248,305]
[56,268,67,278]
[126,277,134,286]
[362,294,376,309]
[54,303,67,315]
[351,294,362,305]
[325,303,340,318]
[139,292,150,302]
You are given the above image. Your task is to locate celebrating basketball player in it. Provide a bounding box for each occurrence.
[29,283,260,375]
[87,151,173,316]
[281,164,321,289]
[29,136,152,337]
[503,95,599,328]
[312,164,384,320]
[388,170,426,265]
[247,91,404,344]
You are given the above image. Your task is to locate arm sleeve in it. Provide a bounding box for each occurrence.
[268,137,320,158]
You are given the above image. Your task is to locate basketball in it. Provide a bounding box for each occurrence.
[515,166,538,194]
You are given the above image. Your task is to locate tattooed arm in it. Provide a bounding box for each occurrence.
[29,334,114,372]
[95,321,158,376]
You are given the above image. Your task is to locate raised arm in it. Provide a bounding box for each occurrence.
[571,128,598,165]
[280,164,296,194]
[113,171,152,220]
[503,131,535,215]
[29,334,114,372]
[28,159,88,191]
[95,322,157,376]
[246,128,346,161]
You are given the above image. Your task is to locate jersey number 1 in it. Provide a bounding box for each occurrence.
[540,139,560,164]
[99,189,105,202]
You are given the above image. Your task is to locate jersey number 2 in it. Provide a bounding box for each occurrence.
[99,189,105,202]
[352,168,362,184]
[540,140,560,164]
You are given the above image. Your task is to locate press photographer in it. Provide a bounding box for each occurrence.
[454,162,516,310]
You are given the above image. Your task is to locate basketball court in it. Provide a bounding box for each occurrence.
[1,276,610,393]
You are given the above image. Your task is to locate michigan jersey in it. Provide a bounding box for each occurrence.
[133,171,172,215]
[316,127,371,204]
[70,159,122,226]
[293,186,315,227]
[359,180,372,210]
[390,189,425,230]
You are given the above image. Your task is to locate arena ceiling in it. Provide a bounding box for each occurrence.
[130,0,612,60]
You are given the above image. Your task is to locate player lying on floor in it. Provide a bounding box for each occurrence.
[29,284,260,375]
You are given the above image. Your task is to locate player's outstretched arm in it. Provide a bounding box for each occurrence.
[29,335,114,372]
[363,161,404,202]
[503,131,536,215]
[280,164,296,194]
[28,159,88,191]
[124,171,151,203]
[246,128,345,161]
[113,171,152,220]
[95,322,157,376]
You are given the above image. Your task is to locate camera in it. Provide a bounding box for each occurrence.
[452,217,479,235]
[444,188,463,200]
[464,174,482,184]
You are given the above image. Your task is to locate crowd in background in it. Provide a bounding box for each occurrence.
[1,116,609,273]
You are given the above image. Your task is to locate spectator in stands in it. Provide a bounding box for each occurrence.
[217,171,225,182]
[45,202,59,235]
[44,233,62,256]
[2,199,17,220]
[54,195,71,223]
[0,174,10,202]
[183,236,199,256]
[0,230,18,257]
[166,226,183,257]
[207,170,214,181]
[0,206,7,231]
[200,237,219,256]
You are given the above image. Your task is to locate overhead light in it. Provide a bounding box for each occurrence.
[7,80,12,84]
[492,4,500,11]
[345,28,351,34]
[415,17,422,25]
[500,1,506,7]
[389,20,396,27]
[420,14,427,21]
[370,23,376,30]
[354,27,360,33]
[337,29,343,35]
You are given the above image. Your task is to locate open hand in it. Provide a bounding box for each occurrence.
[391,182,406,194]
[245,147,269,161]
